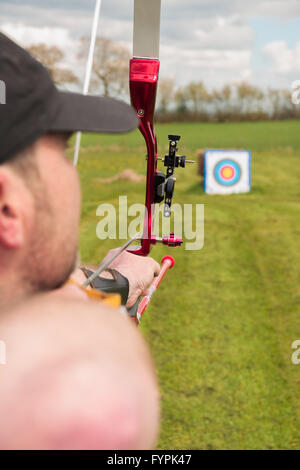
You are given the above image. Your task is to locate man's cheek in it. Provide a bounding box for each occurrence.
[61,167,81,217]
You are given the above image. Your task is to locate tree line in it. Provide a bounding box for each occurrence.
[27,37,300,123]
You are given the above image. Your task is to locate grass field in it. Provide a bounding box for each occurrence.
[74,120,300,450]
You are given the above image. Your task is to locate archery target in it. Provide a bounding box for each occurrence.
[214,159,241,186]
[204,150,251,195]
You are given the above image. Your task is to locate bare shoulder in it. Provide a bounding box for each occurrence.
[0,293,159,449]
[0,291,149,367]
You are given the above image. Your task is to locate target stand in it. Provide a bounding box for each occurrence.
[204,149,251,195]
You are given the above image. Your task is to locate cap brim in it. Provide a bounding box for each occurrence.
[48,92,138,134]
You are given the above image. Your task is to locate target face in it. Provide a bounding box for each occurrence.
[214,159,241,186]
[204,150,251,195]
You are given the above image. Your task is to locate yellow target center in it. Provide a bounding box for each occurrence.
[223,167,234,178]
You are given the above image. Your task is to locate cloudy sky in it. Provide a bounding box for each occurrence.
[1,0,300,90]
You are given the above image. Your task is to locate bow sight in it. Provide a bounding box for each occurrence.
[156,135,194,217]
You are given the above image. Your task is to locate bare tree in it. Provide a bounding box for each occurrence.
[211,84,233,121]
[174,87,189,116]
[27,44,78,87]
[220,84,232,104]
[79,37,130,98]
[268,88,295,119]
[157,77,175,114]
[185,81,211,114]
[212,84,232,105]
[235,82,264,114]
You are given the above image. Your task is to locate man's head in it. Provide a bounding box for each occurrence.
[0,32,137,303]
[0,133,81,295]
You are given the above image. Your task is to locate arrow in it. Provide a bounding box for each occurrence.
[73,0,102,167]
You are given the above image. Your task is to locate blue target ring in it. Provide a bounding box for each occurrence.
[214,159,241,186]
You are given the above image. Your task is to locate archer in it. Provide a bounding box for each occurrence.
[0,32,160,449]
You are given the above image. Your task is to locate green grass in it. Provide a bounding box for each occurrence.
[74,120,300,450]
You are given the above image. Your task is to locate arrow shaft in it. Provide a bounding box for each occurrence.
[73,0,102,167]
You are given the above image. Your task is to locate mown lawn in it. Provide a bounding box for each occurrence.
[73,120,300,450]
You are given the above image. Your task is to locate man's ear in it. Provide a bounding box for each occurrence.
[0,169,32,249]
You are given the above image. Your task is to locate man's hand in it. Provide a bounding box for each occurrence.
[70,251,160,309]
[100,250,161,308]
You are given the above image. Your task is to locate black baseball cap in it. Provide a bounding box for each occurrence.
[0,32,138,164]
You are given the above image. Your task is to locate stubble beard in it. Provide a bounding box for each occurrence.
[21,200,79,295]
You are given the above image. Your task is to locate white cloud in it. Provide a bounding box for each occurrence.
[1,0,300,88]
[1,22,74,48]
[263,40,300,75]
[0,22,84,87]
[163,0,300,20]
[160,44,252,88]
[256,0,300,18]
[157,13,254,86]
[194,16,254,50]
